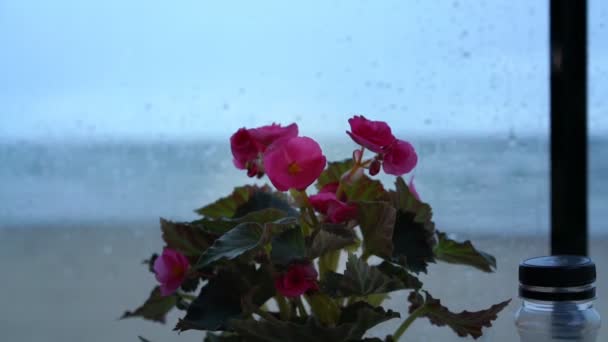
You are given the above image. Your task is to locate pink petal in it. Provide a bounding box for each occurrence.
[347,115,396,153]
[382,139,418,176]
[309,192,337,214]
[264,136,327,191]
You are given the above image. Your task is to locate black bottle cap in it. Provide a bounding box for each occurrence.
[519,255,596,301]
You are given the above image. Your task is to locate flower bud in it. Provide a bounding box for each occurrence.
[369,158,381,176]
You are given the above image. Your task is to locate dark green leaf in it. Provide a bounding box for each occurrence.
[390,177,433,222]
[121,287,176,324]
[160,218,218,260]
[234,190,298,218]
[195,223,265,269]
[434,231,496,272]
[176,265,275,332]
[316,159,353,190]
[389,177,436,273]
[271,226,306,265]
[408,291,511,340]
[180,277,200,293]
[356,202,396,259]
[204,333,243,342]
[391,210,436,273]
[375,262,422,290]
[143,253,158,274]
[322,254,419,297]
[307,223,357,260]
[138,336,153,342]
[337,302,400,341]
[229,302,398,342]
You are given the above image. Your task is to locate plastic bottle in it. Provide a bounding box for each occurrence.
[515,255,601,341]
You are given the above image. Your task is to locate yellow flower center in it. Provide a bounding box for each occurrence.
[288,162,302,175]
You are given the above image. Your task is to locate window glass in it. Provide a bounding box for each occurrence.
[0,1,554,341]
[589,1,608,337]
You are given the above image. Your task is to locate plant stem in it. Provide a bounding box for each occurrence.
[301,191,320,227]
[253,306,281,323]
[392,304,429,341]
[294,297,308,318]
[275,295,290,321]
[336,147,365,199]
[177,292,197,301]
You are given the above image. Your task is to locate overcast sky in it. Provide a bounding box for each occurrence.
[0,0,606,141]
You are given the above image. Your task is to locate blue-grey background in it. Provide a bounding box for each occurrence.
[0,1,606,341]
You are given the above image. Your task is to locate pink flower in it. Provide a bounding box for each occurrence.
[230,123,299,177]
[347,115,396,153]
[309,191,357,223]
[248,123,298,149]
[327,200,358,223]
[309,192,336,214]
[230,128,261,170]
[383,139,418,176]
[274,263,319,298]
[153,248,190,296]
[263,136,327,191]
[319,182,339,194]
[409,176,421,201]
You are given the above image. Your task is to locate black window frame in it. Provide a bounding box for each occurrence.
[550,0,588,256]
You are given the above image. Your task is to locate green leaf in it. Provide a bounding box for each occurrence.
[196,185,297,219]
[305,293,341,325]
[434,231,497,272]
[390,177,436,273]
[121,287,176,324]
[176,264,275,332]
[307,223,358,259]
[195,208,290,235]
[271,226,306,265]
[160,218,218,260]
[196,185,257,218]
[137,336,153,342]
[356,201,396,259]
[318,250,341,280]
[363,293,390,307]
[408,291,511,340]
[316,159,353,190]
[322,254,420,297]
[195,222,265,269]
[343,176,389,202]
[316,159,388,202]
[229,302,399,342]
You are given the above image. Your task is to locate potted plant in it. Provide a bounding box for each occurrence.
[122,116,510,341]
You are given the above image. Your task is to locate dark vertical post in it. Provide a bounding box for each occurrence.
[550,0,588,255]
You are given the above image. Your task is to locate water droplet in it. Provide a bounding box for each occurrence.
[223,103,230,111]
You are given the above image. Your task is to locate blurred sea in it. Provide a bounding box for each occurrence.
[1,137,606,235]
[0,137,607,342]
